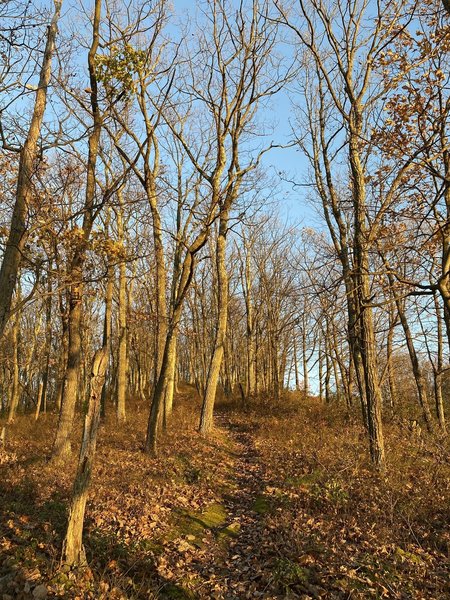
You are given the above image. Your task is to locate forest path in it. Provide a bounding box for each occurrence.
[160,412,281,599]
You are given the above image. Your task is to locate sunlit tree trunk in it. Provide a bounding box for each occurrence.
[100,216,114,418]
[0,0,62,339]
[7,310,20,423]
[200,209,230,434]
[116,196,127,422]
[52,0,102,460]
[61,347,107,567]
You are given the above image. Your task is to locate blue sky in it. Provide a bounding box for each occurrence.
[169,0,316,230]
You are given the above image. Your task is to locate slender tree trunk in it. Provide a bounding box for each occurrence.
[52,0,102,460]
[35,378,44,421]
[434,295,446,432]
[100,247,114,418]
[293,335,300,392]
[302,324,309,397]
[350,107,385,468]
[163,333,177,423]
[200,211,229,434]
[116,254,127,422]
[7,312,20,423]
[318,339,324,402]
[61,346,107,567]
[0,0,62,339]
[145,235,207,454]
[385,269,435,432]
[41,273,53,414]
[386,308,397,412]
[243,243,256,398]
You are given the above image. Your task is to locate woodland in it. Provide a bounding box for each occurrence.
[0,0,450,598]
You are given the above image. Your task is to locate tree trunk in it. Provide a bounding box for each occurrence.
[200,212,229,435]
[35,378,44,421]
[0,0,62,339]
[7,312,20,423]
[61,346,108,568]
[348,102,385,468]
[52,0,102,460]
[100,255,114,418]
[163,332,178,427]
[434,295,446,432]
[386,308,397,412]
[385,269,435,432]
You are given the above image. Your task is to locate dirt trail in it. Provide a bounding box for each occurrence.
[159,414,281,599]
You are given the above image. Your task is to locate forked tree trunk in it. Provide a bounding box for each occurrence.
[61,347,108,568]
[145,236,207,454]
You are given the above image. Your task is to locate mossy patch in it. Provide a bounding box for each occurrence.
[252,494,271,514]
[273,558,312,590]
[218,521,241,539]
[159,582,198,599]
[286,470,324,488]
[175,502,229,547]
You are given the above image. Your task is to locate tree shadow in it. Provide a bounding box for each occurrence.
[0,477,196,598]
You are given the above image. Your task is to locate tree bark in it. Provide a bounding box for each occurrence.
[0,0,62,339]
[200,210,229,434]
[52,0,102,460]
[7,311,20,423]
[61,346,108,568]
[116,203,128,422]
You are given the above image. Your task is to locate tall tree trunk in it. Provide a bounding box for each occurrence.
[302,321,309,397]
[163,333,177,424]
[243,242,256,398]
[52,0,102,460]
[350,108,385,468]
[434,295,446,432]
[145,234,207,454]
[318,339,324,402]
[385,269,435,432]
[0,0,62,339]
[200,211,229,434]
[41,272,53,414]
[116,204,128,422]
[386,307,397,412]
[7,311,20,423]
[100,255,114,418]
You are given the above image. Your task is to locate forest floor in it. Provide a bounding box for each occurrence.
[0,387,449,599]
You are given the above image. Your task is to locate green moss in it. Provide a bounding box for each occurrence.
[286,470,324,488]
[394,546,425,565]
[273,559,312,589]
[175,502,228,547]
[219,521,241,538]
[252,495,271,514]
[159,582,198,599]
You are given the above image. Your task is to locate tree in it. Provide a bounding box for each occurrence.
[0,0,62,339]
[276,0,419,468]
